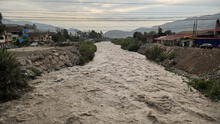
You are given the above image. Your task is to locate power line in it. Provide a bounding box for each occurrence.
[1,12,189,16]
[4,15,218,21]
[0,10,190,16]
[4,16,189,19]
[0,0,185,5]
[0,10,186,13]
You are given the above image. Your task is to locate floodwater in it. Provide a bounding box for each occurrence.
[0,42,220,124]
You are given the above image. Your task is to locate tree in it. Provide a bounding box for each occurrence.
[99,31,103,39]
[133,32,144,41]
[63,29,69,39]
[164,30,172,35]
[0,12,5,35]
[89,30,98,39]
[0,12,2,24]
[158,26,164,36]
[52,31,65,42]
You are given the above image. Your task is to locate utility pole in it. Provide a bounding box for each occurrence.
[195,19,198,37]
[193,19,198,37]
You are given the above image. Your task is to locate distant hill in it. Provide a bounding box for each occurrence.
[103,30,133,39]
[104,13,220,38]
[2,19,79,34]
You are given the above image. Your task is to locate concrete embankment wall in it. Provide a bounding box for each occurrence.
[11,46,80,77]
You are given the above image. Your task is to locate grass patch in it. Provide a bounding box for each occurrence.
[79,42,97,65]
[0,49,29,101]
[145,45,175,63]
[189,79,220,100]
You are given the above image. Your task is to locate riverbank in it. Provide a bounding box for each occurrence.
[138,44,220,76]
[0,42,219,124]
[10,46,80,79]
[111,39,220,100]
[0,42,97,102]
[138,44,220,100]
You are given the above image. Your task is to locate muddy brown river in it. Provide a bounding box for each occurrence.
[0,42,220,124]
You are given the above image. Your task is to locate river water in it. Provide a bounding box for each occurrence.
[0,42,220,124]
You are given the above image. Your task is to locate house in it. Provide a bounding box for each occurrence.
[4,32,13,42]
[39,32,53,42]
[23,24,37,33]
[4,24,23,42]
[3,24,54,44]
[28,32,53,42]
[22,24,37,38]
[154,33,193,47]
[28,32,40,42]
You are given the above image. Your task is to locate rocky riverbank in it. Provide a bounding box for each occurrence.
[10,46,80,78]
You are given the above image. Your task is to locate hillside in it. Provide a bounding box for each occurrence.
[104,13,220,38]
[2,19,79,34]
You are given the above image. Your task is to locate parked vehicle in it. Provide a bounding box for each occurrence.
[200,43,213,49]
[30,42,38,47]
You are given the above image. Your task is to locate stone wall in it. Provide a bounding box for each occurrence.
[14,46,80,78]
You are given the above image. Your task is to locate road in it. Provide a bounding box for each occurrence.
[0,42,220,124]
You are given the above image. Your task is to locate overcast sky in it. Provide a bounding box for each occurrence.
[0,0,220,32]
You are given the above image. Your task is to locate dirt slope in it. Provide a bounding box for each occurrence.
[173,47,220,75]
[0,42,219,124]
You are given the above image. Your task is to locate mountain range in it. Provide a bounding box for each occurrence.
[2,13,220,38]
[2,19,79,35]
[104,13,220,38]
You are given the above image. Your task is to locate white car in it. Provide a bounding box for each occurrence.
[200,43,213,49]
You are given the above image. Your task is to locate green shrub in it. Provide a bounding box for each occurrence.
[111,38,141,52]
[121,38,141,52]
[167,52,176,60]
[111,38,124,45]
[190,79,220,100]
[0,49,29,101]
[79,42,97,65]
[145,46,175,63]
[145,46,166,62]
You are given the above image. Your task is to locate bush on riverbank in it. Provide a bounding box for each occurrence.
[79,42,97,65]
[189,79,220,100]
[111,38,141,52]
[0,49,29,101]
[111,38,124,45]
[145,45,175,63]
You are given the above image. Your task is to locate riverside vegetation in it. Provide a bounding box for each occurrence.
[0,42,97,102]
[111,31,220,101]
[0,49,29,101]
[111,38,141,52]
[79,42,97,65]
